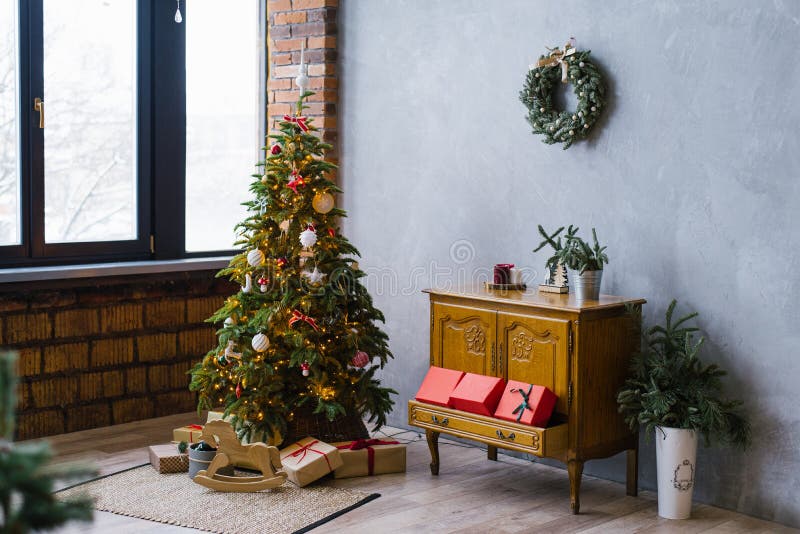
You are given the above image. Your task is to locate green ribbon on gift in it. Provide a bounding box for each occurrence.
[511,385,533,423]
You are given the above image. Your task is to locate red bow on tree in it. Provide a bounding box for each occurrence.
[287,171,306,194]
[283,114,309,132]
[289,309,320,331]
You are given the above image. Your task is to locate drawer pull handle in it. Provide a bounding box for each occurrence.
[431,415,449,427]
[496,430,516,441]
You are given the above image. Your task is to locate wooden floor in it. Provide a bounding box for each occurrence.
[33,412,794,534]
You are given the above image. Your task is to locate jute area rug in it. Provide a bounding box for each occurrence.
[57,465,379,534]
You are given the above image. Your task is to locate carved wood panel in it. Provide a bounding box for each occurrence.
[432,303,496,376]
[499,313,570,414]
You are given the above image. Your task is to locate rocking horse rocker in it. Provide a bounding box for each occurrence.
[192,420,287,492]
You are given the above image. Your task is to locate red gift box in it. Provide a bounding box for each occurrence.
[415,366,465,407]
[493,380,557,427]
[448,373,505,416]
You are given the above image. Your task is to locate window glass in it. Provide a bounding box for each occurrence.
[185,0,259,252]
[43,0,137,243]
[0,1,20,246]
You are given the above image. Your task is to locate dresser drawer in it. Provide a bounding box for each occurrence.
[408,400,568,457]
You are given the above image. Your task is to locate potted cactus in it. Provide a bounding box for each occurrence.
[616,301,750,519]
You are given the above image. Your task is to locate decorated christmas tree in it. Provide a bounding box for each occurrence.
[189,87,395,444]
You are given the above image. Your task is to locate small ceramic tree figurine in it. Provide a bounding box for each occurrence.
[534,225,569,293]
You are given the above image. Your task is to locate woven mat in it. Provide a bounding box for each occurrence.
[57,465,378,534]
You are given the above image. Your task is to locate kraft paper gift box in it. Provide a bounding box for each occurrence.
[493,380,557,427]
[448,373,505,416]
[279,437,343,487]
[415,366,465,407]
[332,439,407,479]
[172,424,204,444]
[149,443,189,474]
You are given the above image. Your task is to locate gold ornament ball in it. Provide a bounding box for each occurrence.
[312,191,335,214]
[305,155,313,161]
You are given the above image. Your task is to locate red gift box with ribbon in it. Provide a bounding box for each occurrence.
[332,438,407,479]
[493,380,557,427]
[279,436,343,487]
[172,424,204,444]
[415,366,465,407]
[448,373,505,416]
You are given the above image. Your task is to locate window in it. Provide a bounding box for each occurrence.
[0,0,266,267]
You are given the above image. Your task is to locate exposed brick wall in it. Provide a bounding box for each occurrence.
[268,0,339,164]
[0,271,236,440]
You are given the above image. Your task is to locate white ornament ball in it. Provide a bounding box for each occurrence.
[572,115,577,120]
[579,61,585,67]
[247,249,265,267]
[224,317,236,327]
[591,106,597,112]
[539,107,545,113]
[299,227,317,249]
[312,191,335,214]
[351,350,370,368]
[579,92,585,97]
[578,111,583,117]
[584,124,589,129]
[251,333,270,352]
[549,126,555,132]
[569,130,574,135]
[578,79,583,85]
[535,72,540,78]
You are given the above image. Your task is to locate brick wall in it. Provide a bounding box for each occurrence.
[268,0,338,164]
[1,271,236,440]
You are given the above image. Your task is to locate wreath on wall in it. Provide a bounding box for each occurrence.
[519,40,606,150]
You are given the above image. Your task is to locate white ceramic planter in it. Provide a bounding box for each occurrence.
[655,426,698,519]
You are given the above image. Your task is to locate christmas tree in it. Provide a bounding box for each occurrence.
[0,352,95,532]
[189,89,395,444]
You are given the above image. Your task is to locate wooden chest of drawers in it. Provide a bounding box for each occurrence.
[408,286,645,513]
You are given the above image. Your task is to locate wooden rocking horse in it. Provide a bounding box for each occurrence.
[192,419,287,492]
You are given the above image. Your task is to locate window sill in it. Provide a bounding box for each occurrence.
[0,257,231,284]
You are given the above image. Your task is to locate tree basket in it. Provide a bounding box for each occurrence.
[280,407,369,446]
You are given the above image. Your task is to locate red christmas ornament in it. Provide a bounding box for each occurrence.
[270,144,282,155]
[235,382,243,398]
[257,276,269,292]
[276,257,288,269]
[327,228,335,238]
[351,350,370,368]
[300,361,310,377]
[287,171,306,194]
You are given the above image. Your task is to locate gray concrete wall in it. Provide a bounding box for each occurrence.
[338,0,800,526]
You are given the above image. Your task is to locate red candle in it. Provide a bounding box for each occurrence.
[493,263,515,284]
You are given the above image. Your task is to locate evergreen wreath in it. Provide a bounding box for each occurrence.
[520,41,606,149]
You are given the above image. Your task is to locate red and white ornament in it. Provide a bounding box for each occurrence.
[251,332,270,352]
[351,350,370,368]
[300,361,310,377]
[258,276,269,292]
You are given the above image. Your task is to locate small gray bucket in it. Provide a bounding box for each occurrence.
[571,269,603,300]
[188,443,234,479]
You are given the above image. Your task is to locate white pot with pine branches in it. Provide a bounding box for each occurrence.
[617,301,750,520]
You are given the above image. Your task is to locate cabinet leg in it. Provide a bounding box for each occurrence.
[426,429,440,475]
[627,445,639,497]
[568,459,584,515]
[487,445,497,461]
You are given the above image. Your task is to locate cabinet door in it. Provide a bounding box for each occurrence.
[432,303,496,376]
[498,312,570,415]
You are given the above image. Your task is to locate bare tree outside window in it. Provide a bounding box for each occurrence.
[0,1,20,246]
[43,0,136,243]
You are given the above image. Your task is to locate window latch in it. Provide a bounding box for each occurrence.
[34,98,44,129]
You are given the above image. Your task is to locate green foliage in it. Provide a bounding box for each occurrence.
[0,352,95,533]
[520,47,605,149]
[190,93,396,441]
[616,301,751,448]
[534,225,608,274]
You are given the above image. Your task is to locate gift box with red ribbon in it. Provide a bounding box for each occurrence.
[279,436,344,487]
[448,373,505,416]
[172,424,204,444]
[332,438,407,479]
[415,366,465,407]
[493,380,557,427]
